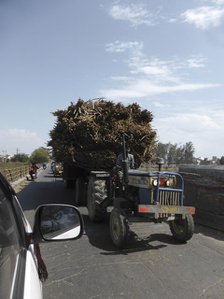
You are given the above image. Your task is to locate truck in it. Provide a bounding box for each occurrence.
[49,99,195,248]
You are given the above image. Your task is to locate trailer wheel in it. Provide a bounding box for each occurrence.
[110,208,129,248]
[74,177,87,206]
[169,214,194,242]
[87,178,106,222]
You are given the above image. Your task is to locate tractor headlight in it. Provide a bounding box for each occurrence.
[151,177,176,187]
[152,179,158,186]
[165,178,175,187]
[165,179,171,187]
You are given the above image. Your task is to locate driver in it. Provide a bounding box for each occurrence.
[116,146,135,169]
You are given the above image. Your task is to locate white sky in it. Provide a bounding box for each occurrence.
[0,0,224,158]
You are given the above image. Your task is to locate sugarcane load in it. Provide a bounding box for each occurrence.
[48,98,156,170]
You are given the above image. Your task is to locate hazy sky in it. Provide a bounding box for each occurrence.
[1,0,224,158]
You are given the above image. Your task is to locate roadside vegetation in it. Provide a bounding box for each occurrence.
[0,147,50,182]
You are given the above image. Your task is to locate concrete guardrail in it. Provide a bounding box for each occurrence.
[1,165,30,183]
[179,165,224,232]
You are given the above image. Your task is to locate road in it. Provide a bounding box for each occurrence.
[17,167,224,299]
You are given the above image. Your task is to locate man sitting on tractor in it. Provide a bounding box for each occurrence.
[116,146,135,169]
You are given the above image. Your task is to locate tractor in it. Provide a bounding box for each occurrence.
[86,135,195,248]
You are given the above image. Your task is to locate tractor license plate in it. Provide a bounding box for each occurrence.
[161,206,182,214]
[138,205,195,215]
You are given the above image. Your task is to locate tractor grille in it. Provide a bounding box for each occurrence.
[158,190,181,206]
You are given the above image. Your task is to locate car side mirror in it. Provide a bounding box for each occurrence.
[33,204,84,243]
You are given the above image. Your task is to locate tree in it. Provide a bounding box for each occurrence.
[182,141,195,164]
[220,156,224,165]
[29,147,50,164]
[11,153,29,163]
[155,141,195,164]
[167,143,178,165]
[156,142,169,161]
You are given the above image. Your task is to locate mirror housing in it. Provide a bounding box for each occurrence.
[33,204,84,243]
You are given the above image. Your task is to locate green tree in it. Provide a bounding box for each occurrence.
[156,142,169,161]
[30,147,50,164]
[11,153,29,163]
[155,141,195,164]
[220,156,224,165]
[182,141,195,164]
[167,143,178,164]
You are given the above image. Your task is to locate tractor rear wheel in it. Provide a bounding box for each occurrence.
[169,214,194,242]
[87,177,106,222]
[110,208,129,248]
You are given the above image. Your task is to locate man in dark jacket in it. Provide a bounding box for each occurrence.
[116,146,135,169]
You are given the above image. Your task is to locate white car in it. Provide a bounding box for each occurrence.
[0,171,84,299]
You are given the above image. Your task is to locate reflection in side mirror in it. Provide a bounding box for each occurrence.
[39,205,82,241]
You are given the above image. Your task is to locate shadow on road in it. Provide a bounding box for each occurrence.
[17,177,75,212]
[82,214,173,255]
[82,211,224,254]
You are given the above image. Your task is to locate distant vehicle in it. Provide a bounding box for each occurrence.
[0,170,84,299]
[52,162,63,176]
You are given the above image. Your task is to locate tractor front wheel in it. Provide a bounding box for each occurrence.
[169,214,194,243]
[110,208,129,248]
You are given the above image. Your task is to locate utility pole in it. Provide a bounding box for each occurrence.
[15,148,20,162]
[2,150,7,163]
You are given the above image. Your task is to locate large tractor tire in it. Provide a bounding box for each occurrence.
[169,214,194,243]
[87,177,107,222]
[74,177,87,206]
[110,207,129,248]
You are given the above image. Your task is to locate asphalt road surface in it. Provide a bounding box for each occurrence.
[17,166,224,299]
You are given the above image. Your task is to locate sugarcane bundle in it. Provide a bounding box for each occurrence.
[48,99,156,170]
